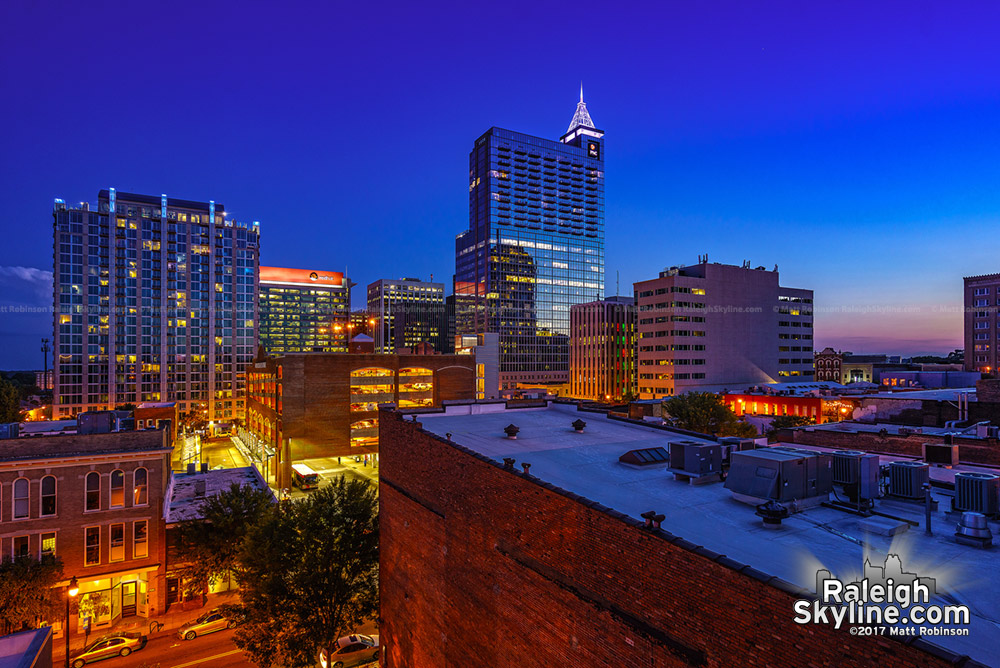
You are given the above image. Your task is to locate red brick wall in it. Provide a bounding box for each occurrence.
[0,433,172,628]
[380,410,973,668]
[782,428,1000,466]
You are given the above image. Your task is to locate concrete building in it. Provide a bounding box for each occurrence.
[52,190,260,422]
[259,266,351,355]
[244,352,476,488]
[454,333,500,400]
[380,402,992,667]
[454,90,605,388]
[964,273,1000,372]
[634,261,814,398]
[367,278,446,354]
[569,296,636,401]
[0,429,171,638]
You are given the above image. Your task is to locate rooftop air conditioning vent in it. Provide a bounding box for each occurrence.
[832,450,865,485]
[954,473,1000,517]
[668,441,722,484]
[888,461,929,500]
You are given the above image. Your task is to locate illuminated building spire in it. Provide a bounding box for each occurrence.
[566,83,596,134]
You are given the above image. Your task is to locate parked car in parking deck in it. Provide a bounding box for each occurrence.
[318,634,380,667]
[177,607,241,640]
[70,632,147,667]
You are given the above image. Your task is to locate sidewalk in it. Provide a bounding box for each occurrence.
[53,590,240,662]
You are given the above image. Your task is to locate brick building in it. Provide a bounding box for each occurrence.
[814,347,842,381]
[380,402,992,667]
[0,429,171,638]
[244,352,476,488]
[964,272,1000,372]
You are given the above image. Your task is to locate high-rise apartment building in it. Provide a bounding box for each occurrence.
[634,261,813,398]
[569,296,637,401]
[52,190,259,421]
[367,278,446,353]
[259,266,350,355]
[455,90,605,389]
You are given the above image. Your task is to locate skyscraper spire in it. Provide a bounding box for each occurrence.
[566,84,596,134]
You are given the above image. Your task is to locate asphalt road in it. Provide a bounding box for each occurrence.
[67,628,254,668]
[285,456,379,500]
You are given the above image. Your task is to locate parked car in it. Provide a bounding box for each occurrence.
[70,632,147,668]
[177,607,241,640]
[318,634,380,668]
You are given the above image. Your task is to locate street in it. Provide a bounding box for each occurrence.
[63,628,253,668]
[286,456,379,500]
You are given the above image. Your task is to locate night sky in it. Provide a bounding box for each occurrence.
[2,1,999,370]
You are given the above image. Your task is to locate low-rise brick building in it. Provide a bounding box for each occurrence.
[380,402,992,668]
[0,429,171,639]
[245,352,476,489]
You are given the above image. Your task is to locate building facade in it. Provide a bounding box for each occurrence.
[0,429,170,637]
[52,190,259,422]
[814,347,842,382]
[634,261,814,398]
[455,91,605,389]
[244,352,476,487]
[259,266,350,355]
[569,296,636,401]
[964,273,1000,373]
[367,279,446,354]
[454,333,501,400]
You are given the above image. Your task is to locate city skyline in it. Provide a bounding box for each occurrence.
[4,2,1000,368]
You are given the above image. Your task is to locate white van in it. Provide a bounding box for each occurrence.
[291,463,321,490]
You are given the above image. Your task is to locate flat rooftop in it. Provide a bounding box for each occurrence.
[867,388,978,401]
[801,421,991,439]
[164,467,273,524]
[415,402,1000,665]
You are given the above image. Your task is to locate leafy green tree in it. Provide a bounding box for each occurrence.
[114,403,138,412]
[233,477,379,668]
[0,378,23,423]
[175,483,275,596]
[766,414,815,437]
[663,392,757,437]
[0,554,64,634]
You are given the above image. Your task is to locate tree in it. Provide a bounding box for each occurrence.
[233,477,379,668]
[175,483,275,596]
[0,554,64,635]
[180,410,208,434]
[114,403,138,412]
[766,415,815,437]
[663,392,756,437]
[0,378,23,423]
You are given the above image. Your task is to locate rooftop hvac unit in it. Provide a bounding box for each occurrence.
[725,448,833,507]
[888,461,930,499]
[832,450,866,485]
[718,437,755,461]
[668,441,722,483]
[954,473,1000,517]
[923,442,959,467]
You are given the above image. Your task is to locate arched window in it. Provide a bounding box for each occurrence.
[86,472,101,511]
[110,470,124,508]
[13,478,29,519]
[133,468,148,506]
[41,475,56,516]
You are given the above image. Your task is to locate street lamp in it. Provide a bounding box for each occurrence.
[65,576,79,668]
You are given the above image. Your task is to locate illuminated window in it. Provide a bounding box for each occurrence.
[133,468,148,505]
[110,469,125,508]
[134,520,148,559]
[110,523,125,562]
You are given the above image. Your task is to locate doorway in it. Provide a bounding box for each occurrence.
[122,582,137,617]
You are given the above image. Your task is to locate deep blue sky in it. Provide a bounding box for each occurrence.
[2,1,999,369]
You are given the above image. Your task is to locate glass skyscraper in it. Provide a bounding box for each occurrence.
[52,189,259,421]
[455,90,605,388]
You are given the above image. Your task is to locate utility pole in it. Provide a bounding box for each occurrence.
[40,338,50,391]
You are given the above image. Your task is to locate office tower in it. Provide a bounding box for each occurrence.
[52,189,259,421]
[569,296,637,401]
[634,261,814,398]
[367,278,446,353]
[965,273,1000,372]
[258,266,351,354]
[455,88,605,389]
